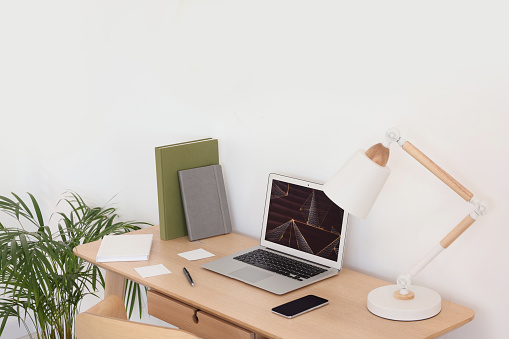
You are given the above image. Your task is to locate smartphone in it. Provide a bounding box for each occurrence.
[271,295,329,318]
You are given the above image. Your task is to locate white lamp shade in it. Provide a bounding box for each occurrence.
[324,150,391,218]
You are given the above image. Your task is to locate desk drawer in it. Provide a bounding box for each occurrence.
[147,290,254,339]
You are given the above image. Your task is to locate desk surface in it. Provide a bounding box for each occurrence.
[74,226,474,339]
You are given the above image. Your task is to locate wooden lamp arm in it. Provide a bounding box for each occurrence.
[440,214,476,249]
[401,141,474,202]
[397,213,480,294]
[382,129,487,293]
[400,139,486,248]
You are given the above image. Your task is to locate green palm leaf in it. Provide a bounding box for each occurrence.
[0,192,151,338]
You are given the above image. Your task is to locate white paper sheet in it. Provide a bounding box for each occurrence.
[178,248,215,261]
[134,264,172,278]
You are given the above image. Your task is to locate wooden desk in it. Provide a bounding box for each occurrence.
[74,226,474,339]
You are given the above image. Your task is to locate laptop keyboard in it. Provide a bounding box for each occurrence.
[233,249,327,281]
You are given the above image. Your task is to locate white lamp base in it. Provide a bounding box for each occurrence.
[367,285,441,321]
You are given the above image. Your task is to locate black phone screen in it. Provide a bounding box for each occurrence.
[271,295,329,318]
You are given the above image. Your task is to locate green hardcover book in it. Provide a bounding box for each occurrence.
[155,138,219,240]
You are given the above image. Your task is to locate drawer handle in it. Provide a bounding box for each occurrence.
[192,310,199,324]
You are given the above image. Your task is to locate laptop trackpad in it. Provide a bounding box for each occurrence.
[230,267,273,283]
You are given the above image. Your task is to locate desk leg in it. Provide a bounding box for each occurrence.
[105,270,126,299]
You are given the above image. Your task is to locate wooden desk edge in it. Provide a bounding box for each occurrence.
[72,227,476,339]
[429,311,475,339]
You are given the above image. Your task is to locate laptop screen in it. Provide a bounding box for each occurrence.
[262,177,346,264]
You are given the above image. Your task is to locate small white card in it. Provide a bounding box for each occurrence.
[134,264,171,278]
[178,248,215,261]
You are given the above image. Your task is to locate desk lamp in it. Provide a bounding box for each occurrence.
[323,128,487,321]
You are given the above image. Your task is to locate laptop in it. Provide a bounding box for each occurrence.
[202,173,349,295]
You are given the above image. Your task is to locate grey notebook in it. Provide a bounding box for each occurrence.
[178,165,232,241]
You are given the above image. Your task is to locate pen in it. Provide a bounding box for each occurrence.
[183,267,194,287]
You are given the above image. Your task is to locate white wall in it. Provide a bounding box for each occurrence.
[1,0,508,338]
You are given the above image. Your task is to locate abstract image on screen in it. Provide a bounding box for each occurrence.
[264,180,345,261]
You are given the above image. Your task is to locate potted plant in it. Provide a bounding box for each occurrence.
[0,192,149,338]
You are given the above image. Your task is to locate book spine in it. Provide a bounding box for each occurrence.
[214,165,231,234]
[178,171,194,241]
[155,147,168,240]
